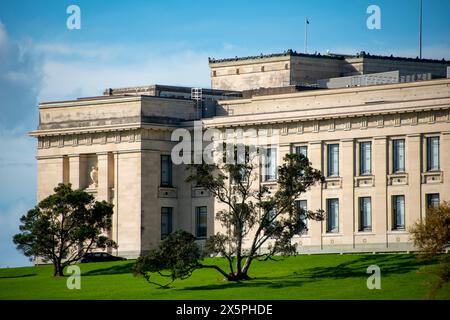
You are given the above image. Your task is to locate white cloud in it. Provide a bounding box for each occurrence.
[37,42,216,102]
[0,21,43,130]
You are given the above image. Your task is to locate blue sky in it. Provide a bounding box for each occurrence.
[0,0,449,267]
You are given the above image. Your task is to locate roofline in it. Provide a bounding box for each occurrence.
[208,49,450,66]
[38,94,195,109]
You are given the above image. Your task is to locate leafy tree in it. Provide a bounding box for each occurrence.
[13,183,116,276]
[186,148,324,281]
[134,230,228,288]
[410,202,450,298]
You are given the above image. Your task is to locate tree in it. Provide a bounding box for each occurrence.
[13,183,117,276]
[410,202,450,298]
[133,230,227,288]
[186,149,324,281]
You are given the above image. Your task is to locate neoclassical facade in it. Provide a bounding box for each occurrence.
[31,51,450,257]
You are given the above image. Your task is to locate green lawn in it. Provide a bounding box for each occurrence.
[0,254,448,300]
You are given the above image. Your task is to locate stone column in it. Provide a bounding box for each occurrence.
[68,154,81,189]
[406,134,422,224]
[373,136,388,247]
[97,152,110,202]
[308,140,323,250]
[341,139,355,248]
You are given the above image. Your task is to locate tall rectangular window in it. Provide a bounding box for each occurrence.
[326,199,339,233]
[263,148,277,181]
[161,207,173,240]
[196,206,207,238]
[295,200,308,234]
[160,155,172,187]
[427,137,440,171]
[327,144,339,177]
[359,197,372,231]
[392,195,405,230]
[426,193,440,209]
[360,142,372,175]
[265,207,277,228]
[393,139,405,173]
[295,146,308,159]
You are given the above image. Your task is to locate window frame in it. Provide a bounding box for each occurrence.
[392,195,405,230]
[262,147,277,182]
[327,144,340,177]
[195,206,208,238]
[160,207,173,240]
[326,198,339,233]
[359,141,372,175]
[426,193,440,209]
[426,136,440,172]
[392,139,406,173]
[160,155,173,187]
[295,200,308,235]
[359,197,372,232]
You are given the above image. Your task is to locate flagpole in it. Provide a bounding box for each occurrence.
[305,17,308,54]
[419,0,423,59]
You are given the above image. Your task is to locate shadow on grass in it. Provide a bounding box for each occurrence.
[0,273,36,279]
[182,254,435,291]
[302,254,435,280]
[82,262,135,276]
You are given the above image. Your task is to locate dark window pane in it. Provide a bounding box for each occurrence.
[393,140,405,173]
[426,193,440,209]
[327,144,339,177]
[393,195,405,230]
[295,200,308,234]
[360,142,372,175]
[263,148,277,181]
[160,155,172,186]
[359,197,372,231]
[327,199,339,233]
[295,146,308,158]
[161,207,173,240]
[196,206,207,238]
[427,137,440,171]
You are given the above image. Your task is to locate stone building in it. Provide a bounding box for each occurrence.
[30,51,450,257]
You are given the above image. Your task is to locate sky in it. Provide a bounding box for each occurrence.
[0,0,449,267]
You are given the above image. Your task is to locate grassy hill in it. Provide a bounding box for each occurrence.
[0,253,448,300]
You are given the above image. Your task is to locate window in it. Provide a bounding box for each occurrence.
[236,68,240,74]
[326,199,339,233]
[393,139,405,173]
[212,70,217,77]
[160,155,172,187]
[261,66,265,72]
[295,200,308,234]
[426,193,440,209]
[161,207,173,240]
[392,195,405,230]
[196,206,207,238]
[264,207,277,228]
[359,197,372,231]
[295,146,308,159]
[263,148,277,181]
[327,144,339,177]
[427,137,440,171]
[360,142,372,175]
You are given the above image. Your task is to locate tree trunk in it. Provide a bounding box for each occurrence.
[53,261,64,277]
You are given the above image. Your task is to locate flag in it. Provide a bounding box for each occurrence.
[306,18,310,24]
